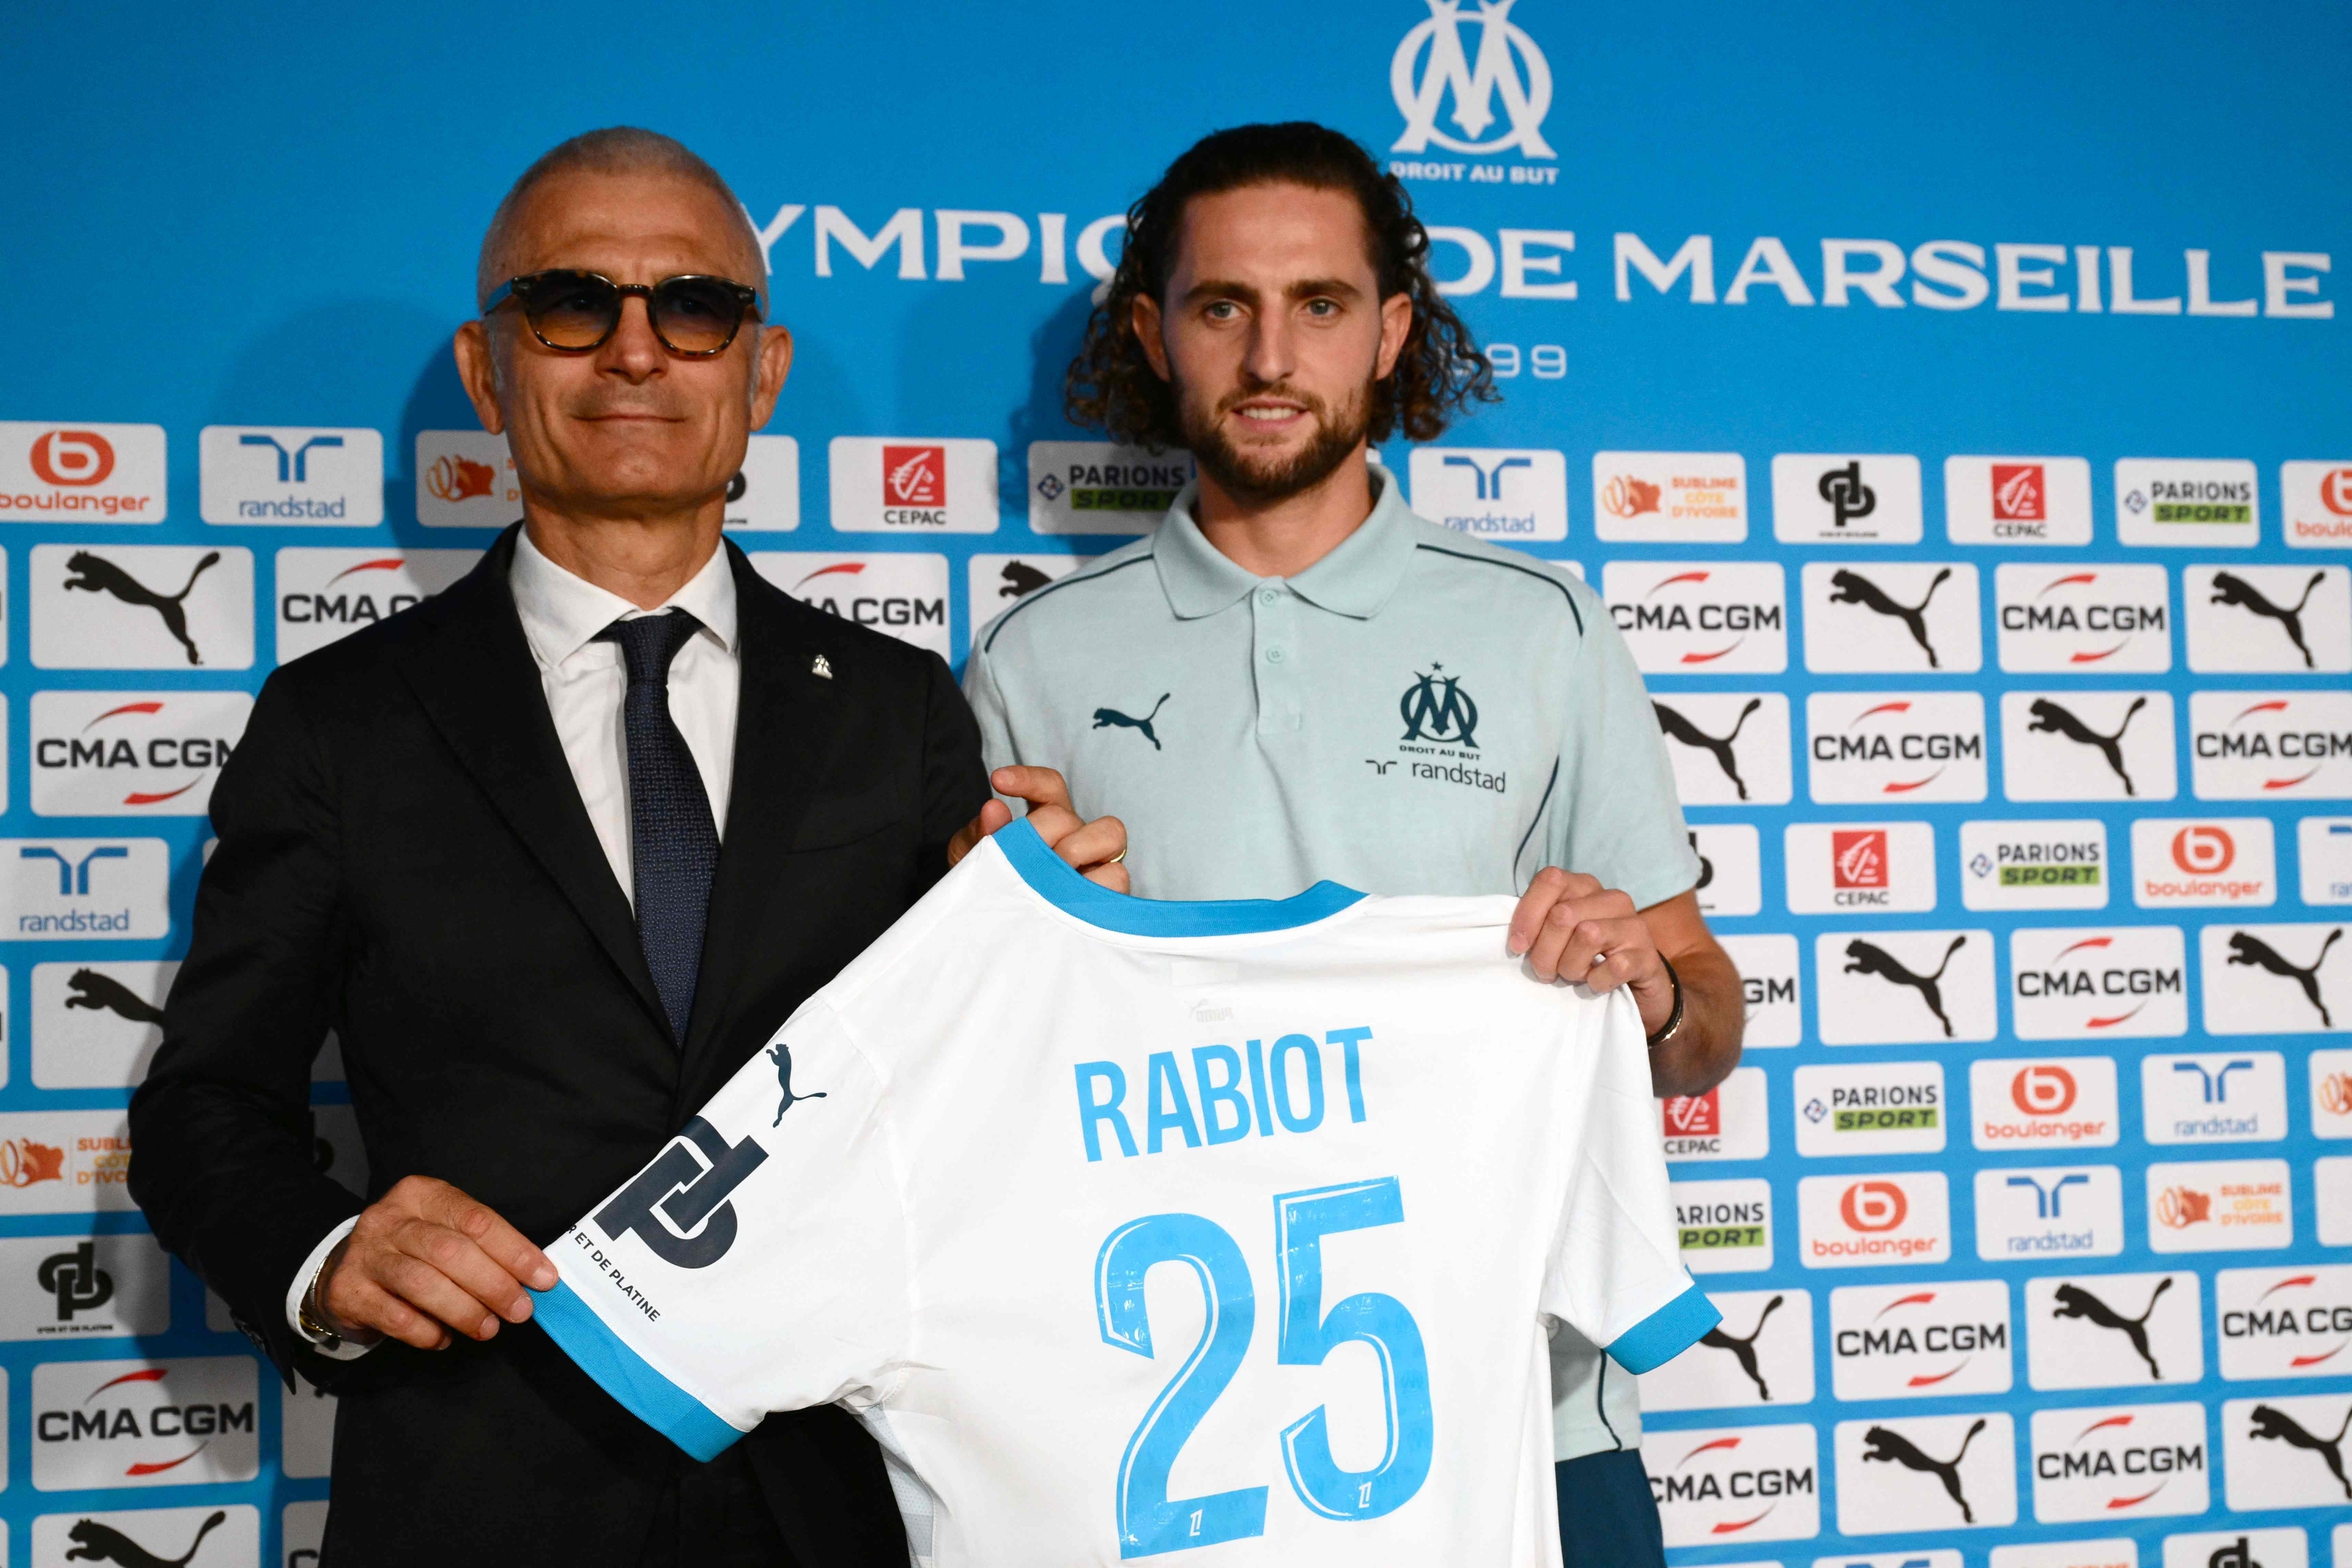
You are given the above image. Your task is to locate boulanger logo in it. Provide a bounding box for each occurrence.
[750,551,951,659]
[1837,1412,2018,1534]
[1652,692,1791,805]
[1639,1287,1813,1412]
[275,547,482,664]
[2002,690,2178,801]
[2215,1264,2352,1380]
[1027,441,1192,536]
[2116,457,2259,548]
[0,422,166,522]
[2130,817,2275,907]
[1656,1065,1767,1161]
[1828,1279,2012,1400]
[1641,1422,1820,1547]
[2185,564,2352,673]
[2029,1402,2210,1520]
[1591,452,1747,543]
[1388,0,1554,160]
[30,691,252,817]
[2282,459,2352,547]
[1815,927,1997,1045]
[1408,446,1567,539]
[2201,922,2347,1036]
[1798,1172,1950,1269]
[2025,1271,2202,1389]
[2188,691,2352,797]
[2009,925,2188,1039]
[829,436,998,533]
[1771,452,1923,543]
[1945,455,2093,545]
[1792,1060,1945,1157]
[1959,817,2108,913]
[1672,1177,1772,1273]
[1973,1163,2125,1261]
[1802,561,1983,673]
[198,425,383,526]
[31,1356,260,1489]
[2146,1158,2292,1254]
[1994,564,2172,672]
[1969,1057,2119,1149]
[1805,691,1987,803]
[0,839,170,943]
[2142,1051,2288,1144]
[30,544,255,672]
[1603,561,1786,672]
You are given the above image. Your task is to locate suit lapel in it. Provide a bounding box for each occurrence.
[394,527,670,1037]
[681,544,854,1065]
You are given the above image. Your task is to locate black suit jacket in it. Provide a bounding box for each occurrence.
[129,527,987,1566]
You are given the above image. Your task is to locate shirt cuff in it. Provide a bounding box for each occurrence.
[285,1216,373,1361]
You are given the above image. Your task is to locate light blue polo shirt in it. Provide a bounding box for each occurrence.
[964,470,1702,1462]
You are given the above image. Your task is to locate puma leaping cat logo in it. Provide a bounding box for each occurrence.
[1829,567,1952,667]
[2027,695,2147,795]
[64,968,165,1027]
[1844,935,1968,1037]
[1654,698,1762,800]
[2209,569,2327,669]
[1699,1294,1783,1399]
[766,1043,828,1127]
[2227,928,2343,1026]
[2052,1278,2172,1380]
[1092,694,1171,751]
[63,550,222,666]
[66,1508,227,1567]
[1861,1418,1988,1523]
[2246,1402,2352,1500]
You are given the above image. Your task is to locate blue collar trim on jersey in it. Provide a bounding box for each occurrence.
[994,818,1367,936]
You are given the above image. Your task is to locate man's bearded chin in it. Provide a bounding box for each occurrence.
[1177,376,1375,503]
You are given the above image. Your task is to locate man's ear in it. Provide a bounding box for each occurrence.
[1374,291,1414,381]
[1131,292,1173,383]
[452,320,506,437]
[748,324,795,426]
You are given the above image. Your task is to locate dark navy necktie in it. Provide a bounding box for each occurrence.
[598,610,719,1044]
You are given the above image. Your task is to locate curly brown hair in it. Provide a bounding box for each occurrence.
[1065,122,1497,448]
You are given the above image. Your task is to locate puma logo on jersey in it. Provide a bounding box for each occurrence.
[1655,698,1762,800]
[2245,1402,2352,1500]
[1844,935,1967,1037]
[2209,569,2327,669]
[1093,694,1171,751]
[64,550,222,666]
[2226,929,2343,1026]
[64,968,165,1027]
[2051,1278,2171,1380]
[1829,567,1952,667]
[65,1509,227,1568]
[1861,1417,1987,1522]
[766,1043,828,1127]
[2027,695,2147,795]
[1699,1293,1782,1399]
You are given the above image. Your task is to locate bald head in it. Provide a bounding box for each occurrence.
[476,127,763,304]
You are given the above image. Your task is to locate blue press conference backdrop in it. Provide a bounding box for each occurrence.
[2,2,2350,1564]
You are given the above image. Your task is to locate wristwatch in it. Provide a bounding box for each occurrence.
[1645,954,1686,1051]
[296,1262,343,1352]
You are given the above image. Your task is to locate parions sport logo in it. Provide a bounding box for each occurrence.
[1804,691,1987,802]
[2028,1401,2210,1520]
[1993,564,2171,670]
[1792,1060,1944,1156]
[1828,1279,2011,1400]
[1672,1178,1773,1273]
[2008,925,2187,1039]
[1026,441,1192,535]
[31,1356,260,1489]
[1968,1057,2118,1148]
[1602,562,1785,672]
[2215,1265,2352,1380]
[1641,1422,1820,1546]
[1958,817,2107,912]
[2189,690,2352,797]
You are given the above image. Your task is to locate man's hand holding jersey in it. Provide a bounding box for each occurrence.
[949,765,1130,892]
[1508,869,1745,1100]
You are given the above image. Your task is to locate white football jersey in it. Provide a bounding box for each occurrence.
[535,818,1712,1566]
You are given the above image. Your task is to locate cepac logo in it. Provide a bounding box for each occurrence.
[1784,821,1935,914]
[1961,818,2110,913]
[2282,458,2352,548]
[2200,922,2347,1036]
[1800,1171,1949,1269]
[1974,1164,2125,1261]
[750,552,952,659]
[2131,817,2275,907]
[1642,1422,1819,1546]
[0,1233,169,1340]
[30,1505,262,1567]
[1771,452,1923,543]
[1829,1279,2012,1400]
[2221,1394,2352,1512]
[1994,564,2172,672]
[2030,1402,2210,1521]
[2025,1271,2203,1389]
[1793,1061,1945,1157]
[2184,564,2352,673]
[1652,692,1792,805]
[720,433,800,532]
[198,425,384,526]
[1408,446,1567,539]
[1805,691,1987,803]
[2002,691,2179,801]
[0,838,170,943]
[275,547,482,663]
[2216,1265,2352,1381]
[2116,457,2259,548]
[1603,562,1786,672]
[1969,1057,2119,1149]
[31,691,252,816]
[1639,1287,1813,1411]
[1815,928,1997,1045]
[2189,691,2352,797]
[2143,1052,2287,1144]
[829,436,997,533]
[30,543,256,672]
[1719,934,1800,1047]
[0,1111,136,1216]
[31,960,177,1091]
[1026,441,1192,536]
[1674,1178,1773,1273]
[1687,822,1762,917]
[1836,829,1886,888]
[2010,926,2188,1039]
[1657,1066,1767,1160]
[1946,455,2093,545]
[414,430,520,527]
[2147,1158,2292,1254]
[1388,0,1554,159]
[0,422,165,521]
[1802,561,1984,673]
[1836,1412,2018,1534]
[31,1356,260,1490]
[1590,452,1748,543]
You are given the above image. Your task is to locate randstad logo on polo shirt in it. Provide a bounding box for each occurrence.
[1405,447,1566,539]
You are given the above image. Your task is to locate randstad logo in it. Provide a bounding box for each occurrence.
[1390,0,1555,163]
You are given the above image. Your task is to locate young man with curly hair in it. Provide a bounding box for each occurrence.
[961,122,1744,1565]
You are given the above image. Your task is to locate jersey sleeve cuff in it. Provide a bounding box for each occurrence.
[1605,1283,1719,1375]
[532,1278,747,1462]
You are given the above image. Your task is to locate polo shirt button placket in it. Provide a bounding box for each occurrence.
[1252,580,1302,735]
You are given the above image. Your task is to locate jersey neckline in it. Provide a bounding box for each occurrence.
[993,818,1367,937]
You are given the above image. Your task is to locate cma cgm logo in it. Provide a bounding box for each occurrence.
[36,1367,254,1475]
[1390,0,1554,158]
[31,430,115,487]
[1650,1432,1813,1526]
[790,562,945,632]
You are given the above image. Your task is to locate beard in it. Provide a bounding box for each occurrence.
[1174,372,1374,504]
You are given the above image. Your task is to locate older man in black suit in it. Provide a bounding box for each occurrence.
[128,128,1121,1568]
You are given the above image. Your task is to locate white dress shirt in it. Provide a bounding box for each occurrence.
[287,527,744,1354]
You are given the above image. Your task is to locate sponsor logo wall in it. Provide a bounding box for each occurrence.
[2,2,2347,1562]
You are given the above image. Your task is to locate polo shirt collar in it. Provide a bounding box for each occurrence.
[1152,466,1417,622]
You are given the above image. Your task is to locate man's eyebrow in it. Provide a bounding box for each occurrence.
[1178,276,1367,306]
[1285,276,1365,302]
[1180,278,1260,306]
